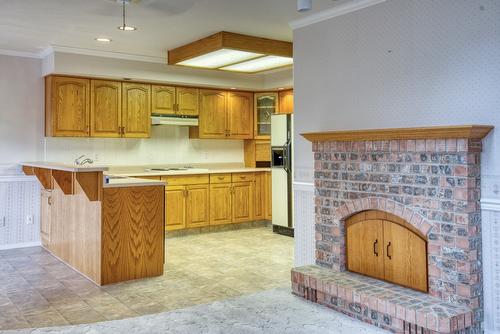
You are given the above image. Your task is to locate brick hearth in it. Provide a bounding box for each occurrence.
[293,126,493,334]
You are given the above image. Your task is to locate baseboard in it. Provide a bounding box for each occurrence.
[0,241,41,250]
[273,225,295,237]
[166,221,272,238]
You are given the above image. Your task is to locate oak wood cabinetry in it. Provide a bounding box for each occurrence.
[254,173,265,221]
[210,173,254,225]
[46,76,151,138]
[209,182,233,225]
[151,85,199,116]
[244,139,271,167]
[40,189,52,248]
[346,210,427,292]
[265,172,272,220]
[278,89,294,114]
[122,83,151,138]
[193,89,253,139]
[46,76,90,137]
[90,80,122,138]
[162,175,210,231]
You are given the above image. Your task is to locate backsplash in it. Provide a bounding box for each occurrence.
[44,126,244,166]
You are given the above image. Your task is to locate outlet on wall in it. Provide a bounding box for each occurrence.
[26,215,34,225]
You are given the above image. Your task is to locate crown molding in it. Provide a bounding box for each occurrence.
[0,48,44,59]
[289,0,386,30]
[50,45,166,64]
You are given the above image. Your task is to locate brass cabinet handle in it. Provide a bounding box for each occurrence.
[240,176,246,179]
[122,126,126,135]
[386,242,392,260]
[218,176,224,180]
[373,239,378,257]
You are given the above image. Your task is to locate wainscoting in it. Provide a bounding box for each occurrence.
[293,181,315,267]
[482,175,500,334]
[0,176,40,249]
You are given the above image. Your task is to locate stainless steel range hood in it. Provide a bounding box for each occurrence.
[151,114,199,127]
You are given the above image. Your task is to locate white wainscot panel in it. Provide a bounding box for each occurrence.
[293,181,315,267]
[482,174,500,334]
[0,176,41,250]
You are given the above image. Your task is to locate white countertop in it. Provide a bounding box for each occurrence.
[109,167,271,177]
[104,176,165,188]
[21,162,109,173]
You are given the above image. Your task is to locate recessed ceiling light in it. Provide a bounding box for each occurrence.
[95,37,112,43]
[278,87,284,90]
[220,56,293,73]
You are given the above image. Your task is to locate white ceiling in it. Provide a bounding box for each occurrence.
[0,0,346,59]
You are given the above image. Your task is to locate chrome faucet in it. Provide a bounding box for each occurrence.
[74,155,94,166]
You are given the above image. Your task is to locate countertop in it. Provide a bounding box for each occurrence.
[109,167,271,177]
[104,176,165,188]
[21,162,109,173]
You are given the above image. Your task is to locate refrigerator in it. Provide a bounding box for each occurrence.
[270,114,293,236]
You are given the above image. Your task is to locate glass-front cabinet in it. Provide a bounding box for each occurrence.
[254,92,278,139]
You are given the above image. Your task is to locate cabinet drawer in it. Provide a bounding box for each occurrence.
[232,173,255,182]
[255,141,270,161]
[210,174,232,184]
[161,174,209,185]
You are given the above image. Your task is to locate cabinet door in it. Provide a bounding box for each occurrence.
[265,172,272,220]
[47,76,90,137]
[254,93,277,139]
[383,220,428,292]
[199,90,227,138]
[40,189,52,248]
[209,183,232,225]
[227,91,253,139]
[176,87,199,116]
[278,90,294,114]
[186,184,209,228]
[122,83,151,138]
[232,181,254,223]
[165,186,186,231]
[346,219,385,280]
[151,85,176,115]
[254,173,265,220]
[90,80,121,138]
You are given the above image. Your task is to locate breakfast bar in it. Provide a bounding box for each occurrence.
[21,162,165,285]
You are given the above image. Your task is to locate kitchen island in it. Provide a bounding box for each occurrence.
[21,162,165,285]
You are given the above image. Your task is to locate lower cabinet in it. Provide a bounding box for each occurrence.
[165,184,209,231]
[163,172,269,231]
[265,172,272,220]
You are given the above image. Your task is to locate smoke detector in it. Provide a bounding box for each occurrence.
[297,0,312,12]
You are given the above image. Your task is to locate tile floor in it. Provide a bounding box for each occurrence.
[0,227,294,330]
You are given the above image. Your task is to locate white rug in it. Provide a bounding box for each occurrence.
[2,288,388,334]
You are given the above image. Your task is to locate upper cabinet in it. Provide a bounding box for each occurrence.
[254,93,277,139]
[45,76,151,138]
[122,83,151,138]
[278,90,294,114]
[46,76,90,137]
[91,80,122,138]
[196,90,253,140]
[151,85,199,116]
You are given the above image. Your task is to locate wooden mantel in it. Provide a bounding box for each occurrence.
[301,125,493,142]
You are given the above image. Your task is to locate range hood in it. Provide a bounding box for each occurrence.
[151,114,199,127]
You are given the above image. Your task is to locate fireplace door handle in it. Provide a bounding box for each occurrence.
[386,242,392,260]
[373,239,379,257]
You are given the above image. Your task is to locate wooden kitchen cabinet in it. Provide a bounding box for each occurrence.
[186,184,209,228]
[90,80,122,138]
[152,85,199,116]
[46,76,90,137]
[195,89,253,139]
[122,83,151,138]
[209,183,233,225]
[345,210,428,292]
[232,181,254,223]
[165,186,187,231]
[40,189,52,248]
[227,91,253,139]
[254,173,265,220]
[265,172,272,220]
[254,92,277,139]
[278,89,294,114]
[198,89,227,138]
[151,85,176,115]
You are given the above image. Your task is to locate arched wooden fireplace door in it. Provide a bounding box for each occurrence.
[346,210,428,292]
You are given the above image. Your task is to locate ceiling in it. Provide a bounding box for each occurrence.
[0,0,347,59]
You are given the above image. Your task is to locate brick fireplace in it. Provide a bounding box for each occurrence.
[292,125,493,334]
